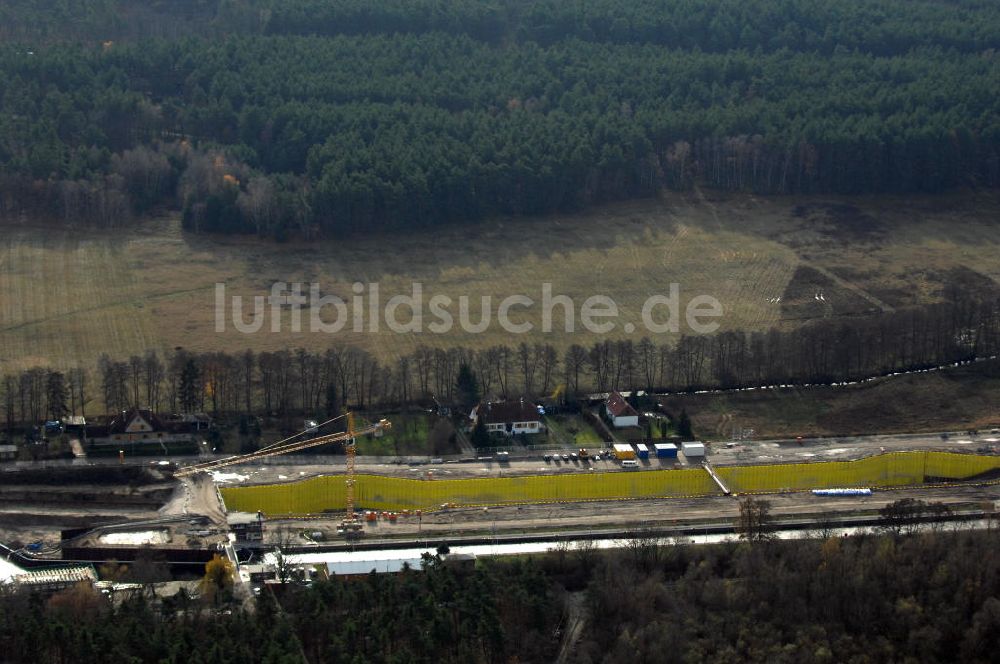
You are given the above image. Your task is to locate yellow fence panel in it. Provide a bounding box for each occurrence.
[221,468,719,516]
[356,469,720,511]
[219,452,1000,516]
[222,476,345,515]
[923,451,1000,480]
[716,452,926,494]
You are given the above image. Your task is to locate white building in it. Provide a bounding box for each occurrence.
[604,391,639,428]
[473,400,545,436]
[681,441,706,458]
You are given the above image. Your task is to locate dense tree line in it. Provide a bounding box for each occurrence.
[2,292,997,426]
[565,526,1000,663]
[2,523,1000,662]
[0,1,998,237]
[0,0,252,43]
[0,553,559,663]
[7,0,1000,56]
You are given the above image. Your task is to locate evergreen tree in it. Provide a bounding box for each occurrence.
[179,359,201,413]
[471,415,490,449]
[455,363,480,411]
[324,382,338,417]
[1,6,998,236]
[678,409,693,439]
[45,371,68,421]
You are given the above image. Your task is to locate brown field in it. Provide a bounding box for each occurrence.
[1,190,999,373]
[660,359,1000,439]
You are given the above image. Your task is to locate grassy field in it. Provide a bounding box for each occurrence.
[1,191,999,373]
[210,411,457,457]
[354,411,461,456]
[660,359,1000,440]
[543,414,604,446]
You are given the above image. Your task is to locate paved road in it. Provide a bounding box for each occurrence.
[710,429,1000,466]
[5,427,999,486]
[220,428,1000,486]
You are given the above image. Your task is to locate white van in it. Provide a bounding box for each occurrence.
[621,459,639,469]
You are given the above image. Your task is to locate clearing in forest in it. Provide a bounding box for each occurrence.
[0,191,997,372]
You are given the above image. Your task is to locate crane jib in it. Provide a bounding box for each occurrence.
[174,417,389,477]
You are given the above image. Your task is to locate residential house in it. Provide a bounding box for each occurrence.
[85,408,210,447]
[605,391,639,428]
[472,400,545,436]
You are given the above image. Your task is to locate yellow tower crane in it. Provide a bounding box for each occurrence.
[174,413,390,537]
[340,411,363,536]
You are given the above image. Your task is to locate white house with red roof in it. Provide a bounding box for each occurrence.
[604,391,639,428]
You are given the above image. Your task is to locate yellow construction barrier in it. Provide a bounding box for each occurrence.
[222,476,346,515]
[221,467,718,515]
[218,451,1000,516]
[923,451,1000,480]
[715,452,927,494]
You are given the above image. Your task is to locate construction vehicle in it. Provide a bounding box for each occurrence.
[175,412,391,539]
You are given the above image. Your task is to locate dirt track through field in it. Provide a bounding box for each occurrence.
[807,263,895,313]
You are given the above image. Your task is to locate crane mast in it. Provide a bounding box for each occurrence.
[340,411,362,535]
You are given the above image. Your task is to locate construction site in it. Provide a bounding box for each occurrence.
[217,446,1000,547]
[2,407,1000,590]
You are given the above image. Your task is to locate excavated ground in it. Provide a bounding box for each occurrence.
[0,466,177,547]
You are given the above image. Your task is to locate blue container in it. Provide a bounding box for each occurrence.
[654,443,678,458]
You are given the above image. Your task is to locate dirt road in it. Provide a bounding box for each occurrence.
[161,474,227,526]
[187,474,228,525]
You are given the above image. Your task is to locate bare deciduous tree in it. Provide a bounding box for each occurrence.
[737,496,774,543]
